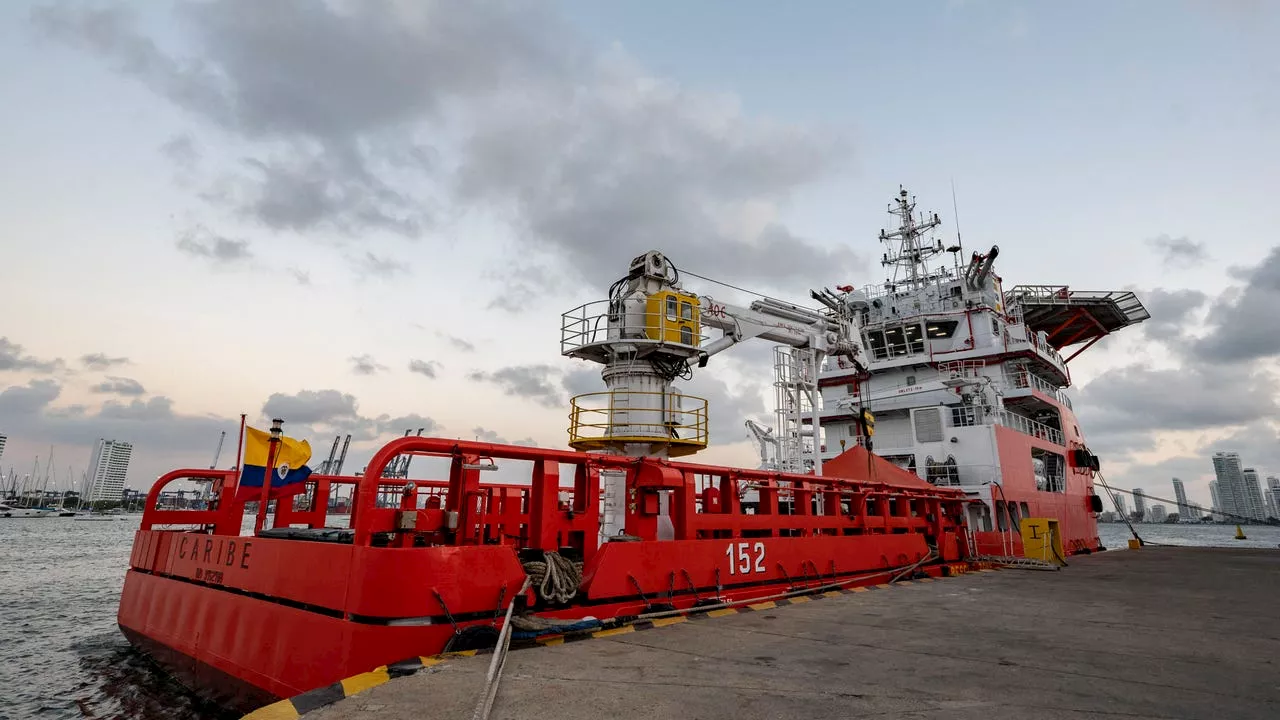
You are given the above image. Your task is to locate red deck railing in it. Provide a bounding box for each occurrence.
[138,437,970,561]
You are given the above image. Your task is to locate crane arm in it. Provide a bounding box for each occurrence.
[744,419,779,469]
[693,294,866,371]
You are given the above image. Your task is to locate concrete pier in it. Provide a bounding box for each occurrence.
[297,548,1280,720]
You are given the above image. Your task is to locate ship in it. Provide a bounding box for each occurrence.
[115,187,1141,712]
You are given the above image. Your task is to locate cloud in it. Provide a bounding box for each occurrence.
[289,268,311,286]
[487,291,530,314]
[1189,246,1280,363]
[175,226,252,262]
[259,388,438,443]
[484,264,564,314]
[90,376,146,396]
[1205,423,1280,476]
[219,149,429,236]
[469,365,565,408]
[1075,364,1279,460]
[1147,235,1208,267]
[35,1,854,289]
[100,396,174,420]
[0,378,236,483]
[0,379,63,415]
[470,426,536,446]
[160,133,199,168]
[262,389,361,425]
[349,354,388,375]
[677,372,768,447]
[408,359,440,378]
[353,252,408,278]
[455,61,853,287]
[436,332,475,353]
[1140,288,1208,343]
[377,414,440,435]
[80,353,129,370]
[561,366,601,398]
[0,379,441,489]
[0,338,64,373]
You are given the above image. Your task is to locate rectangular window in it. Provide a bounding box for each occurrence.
[926,320,959,339]
[680,301,693,320]
[951,406,978,427]
[867,330,887,359]
[904,324,924,354]
[666,296,678,319]
[884,326,907,356]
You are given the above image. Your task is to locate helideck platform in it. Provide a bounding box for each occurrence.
[274,547,1280,720]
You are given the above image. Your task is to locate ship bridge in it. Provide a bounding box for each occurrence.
[1004,285,1149,362]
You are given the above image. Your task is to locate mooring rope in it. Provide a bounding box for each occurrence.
[521,551,584,604]
[471,576,532,720]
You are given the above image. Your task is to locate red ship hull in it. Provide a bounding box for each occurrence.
[119,437,972,712]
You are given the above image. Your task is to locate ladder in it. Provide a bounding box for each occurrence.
[972,555,1061,571]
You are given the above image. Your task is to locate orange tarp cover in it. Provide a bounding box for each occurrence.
[821,445,960,494]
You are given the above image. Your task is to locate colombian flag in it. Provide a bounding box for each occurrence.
[236,426,313,501]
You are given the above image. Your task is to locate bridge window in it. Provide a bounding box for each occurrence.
[867,330,888,359]
[926,320,958,339]
[884,324,925,356]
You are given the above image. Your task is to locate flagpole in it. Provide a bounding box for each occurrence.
[255,418,283,535]
[234,413,246,471]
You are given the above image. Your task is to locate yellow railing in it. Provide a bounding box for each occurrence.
[568,391,709,457]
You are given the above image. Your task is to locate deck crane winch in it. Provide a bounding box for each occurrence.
[562,250,868,475]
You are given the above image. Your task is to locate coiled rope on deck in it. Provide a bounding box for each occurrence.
[521,551,583,604]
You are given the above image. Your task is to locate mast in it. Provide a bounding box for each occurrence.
[878,186,943,287]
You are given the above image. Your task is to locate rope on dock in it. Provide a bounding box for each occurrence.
[471,576,531,720]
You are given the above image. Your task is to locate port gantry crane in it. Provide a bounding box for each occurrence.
[561,250,870,476]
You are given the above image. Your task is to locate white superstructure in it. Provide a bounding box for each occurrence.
[767,187,1148,550]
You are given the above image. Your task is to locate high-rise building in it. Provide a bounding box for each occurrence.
[85,439,133,504]
[1186,502,1204,522]
[0,433,6,463]
[1266,477,1280,520]
[1209,480,1221,518]
[1241,468,1266,522]
[1149,504,1168,523]
[1171,478,1193,522]
[1212,453,1248,522]
[1113,494,1127,518]
[1132,488,1147,521]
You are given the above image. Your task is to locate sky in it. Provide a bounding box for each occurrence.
[1,0,1277,512]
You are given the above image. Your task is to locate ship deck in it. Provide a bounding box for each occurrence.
[261,546,1280,720]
